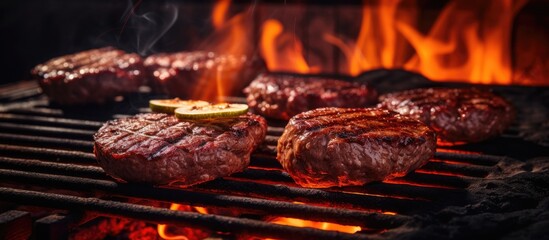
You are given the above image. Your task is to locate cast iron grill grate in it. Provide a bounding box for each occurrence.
[0,80,547,240]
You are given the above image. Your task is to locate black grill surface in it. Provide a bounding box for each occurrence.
[0,78,548,240]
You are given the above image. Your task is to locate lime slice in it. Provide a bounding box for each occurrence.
[175,103,249,120]
[150,98,210,113]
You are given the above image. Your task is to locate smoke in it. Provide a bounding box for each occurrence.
[120,0,178,56]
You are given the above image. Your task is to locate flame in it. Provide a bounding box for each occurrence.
[324,0,529,85]
[260,19,314,73]
[399,0,528,84]
[192,2,251,101]
[212,0,231,30]
[266,217,362,236]
[157,204,209,240]
[346,0,412,75]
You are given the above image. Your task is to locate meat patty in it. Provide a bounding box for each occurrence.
[244,73,378,120]
[32,47,145,105]
[144,51,264,100]
[378,88,514,145]
[94,113,267,186]
[277,107,436,188]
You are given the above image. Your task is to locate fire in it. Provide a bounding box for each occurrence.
[157,204,209,240]
[259,19,315,73]
[258,0,530,84]
[266,217,362,237]
[212,0,231,30]
[191,1,251,101]
[323,0,530,85]
[398,0,528,84]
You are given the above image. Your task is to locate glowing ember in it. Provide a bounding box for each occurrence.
[267,217,362,235]
[157,204,210,240]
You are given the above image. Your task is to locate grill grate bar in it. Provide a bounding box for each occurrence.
[0,133,94,151]
[231,168,467,199]
[195,179,431,213]
[0,81,41,102]
[0,113,103,129]
[420,161,491,178]
[0,122,95,140]
[0,187,371,240]
[1,157,465,204]
[7,107,65,117]
[0,169,407,229]
[0,157,106,179]
[0,144,96,163]
[401,171,471,188]
[434,152,503,166]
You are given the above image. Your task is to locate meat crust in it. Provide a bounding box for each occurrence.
[244,73,378,120]
[144,51,264,100]
[94,113,267,186]
[32,47,145,105]
[277,107,436,188]
[378,88,514,145]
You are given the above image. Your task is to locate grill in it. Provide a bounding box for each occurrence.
[0,75,548,240]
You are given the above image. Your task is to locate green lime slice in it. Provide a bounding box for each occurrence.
[175,103,249,120]
[149,99,210,114]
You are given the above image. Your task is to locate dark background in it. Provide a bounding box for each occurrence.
[0,0,547,85]
[0,0,222,84]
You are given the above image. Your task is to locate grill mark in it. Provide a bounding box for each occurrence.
[294,111,395,132]
[287,109,431,145]
[101,115,170,152]
[294,108,382,121]
[323,118,427,141]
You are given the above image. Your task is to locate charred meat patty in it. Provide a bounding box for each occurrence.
[244,73,378,120]
[32,47,145,105]
[94,113,267,186]
[277,107,436,188]
[144,51,264,100]
[378,88,514,145]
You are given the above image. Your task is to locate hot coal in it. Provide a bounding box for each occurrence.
[379,88,515,145]
[94,113,267,186]
[379,157,549,240]
[31,47,145,105]
[277,107,436,188]
[245,73,378,120]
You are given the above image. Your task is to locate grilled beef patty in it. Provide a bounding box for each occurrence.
[144,51,264,100]
[32,47,145,105]
[378,88,514,145]
[244,73,378,120]
[277,107,436,188]
[94,113,267,186]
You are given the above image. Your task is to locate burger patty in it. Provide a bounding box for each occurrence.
[32,47,145,105]
[244,73,378,120]
[277,107,436,188]
[378,88,514,145]
[144,51,264,100]
[94,113,267,186]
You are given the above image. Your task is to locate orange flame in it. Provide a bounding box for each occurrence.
[399,0,528,84]
[212,0,231,30]
[260,19,315,73]
[324,0,529,85]
[266,217,362,237]
[157,204,209,240]
[192,2,251,101]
